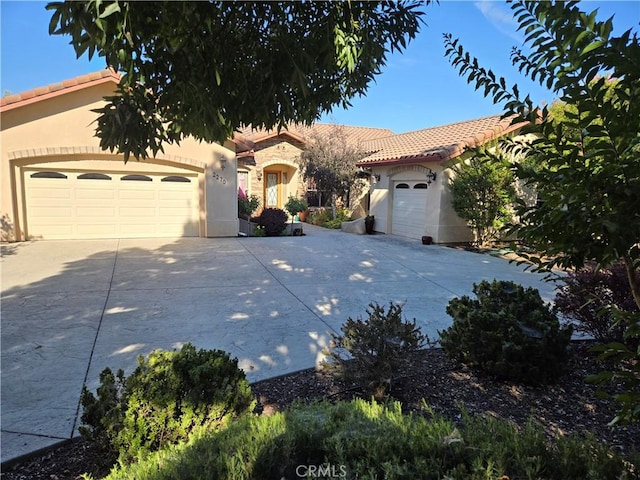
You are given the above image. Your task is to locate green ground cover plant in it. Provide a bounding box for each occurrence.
[101,399,636,480]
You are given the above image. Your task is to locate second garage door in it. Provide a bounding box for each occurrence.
[25,170,200,239]
[391,181,429,239]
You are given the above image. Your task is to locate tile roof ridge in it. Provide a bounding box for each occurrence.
[391,112,508,137]
[1,69,120,110]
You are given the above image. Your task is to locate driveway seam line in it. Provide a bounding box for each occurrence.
[69,239,120,438]
[238,240,338,335]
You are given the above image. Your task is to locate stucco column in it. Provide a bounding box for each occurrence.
[204,153,238,237]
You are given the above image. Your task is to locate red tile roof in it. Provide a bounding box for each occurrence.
[357,114,528,166]
[237,123,395,145]
[0,69,121,112]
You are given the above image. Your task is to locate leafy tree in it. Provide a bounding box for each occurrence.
[299,125,367,219]
[449,148,517,247]
[444,0,640,424]
[46,1,425,161]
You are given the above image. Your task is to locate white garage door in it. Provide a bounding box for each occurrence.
[391,182,429,239]
[25,170,199,239]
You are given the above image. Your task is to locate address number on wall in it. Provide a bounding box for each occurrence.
[212,171,227,184]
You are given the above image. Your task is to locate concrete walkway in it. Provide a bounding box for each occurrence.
[0,225,560,463]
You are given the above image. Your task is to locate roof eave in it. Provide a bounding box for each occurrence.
[0,70,121,113]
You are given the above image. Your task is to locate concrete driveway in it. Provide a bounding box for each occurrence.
[1,224,559,463]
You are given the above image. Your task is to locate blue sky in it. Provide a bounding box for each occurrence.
[1,1,638,134]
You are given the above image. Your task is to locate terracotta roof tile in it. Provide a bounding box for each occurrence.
[357,114,528,166]
[0,69,120,110]
[238,123,394,145]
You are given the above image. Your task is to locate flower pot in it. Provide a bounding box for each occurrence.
[298,210,309,222]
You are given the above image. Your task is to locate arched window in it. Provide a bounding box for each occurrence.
[30,172,67,179]
[414,183,428,189]
[78,173,112,180]
[121,174,152,182]
[395,183,410,189]
[161,176,190,183]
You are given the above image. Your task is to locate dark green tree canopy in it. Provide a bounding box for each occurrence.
[47,1,425,160]
[444,0,640,305]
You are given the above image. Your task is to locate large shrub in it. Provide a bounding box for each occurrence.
[323,302,426,399]
[80,343,254,465]
[104,399,635,480]
[440,280,573,385]
[554,262,640,343]
[258,207,288,236]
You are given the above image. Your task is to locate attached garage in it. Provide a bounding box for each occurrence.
[24,169,199,239]
[391,181,429,239]
[2,70,242,242]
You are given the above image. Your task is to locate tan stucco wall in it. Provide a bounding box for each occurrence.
[1,81,237,241]
[242,136,306,215]
[369,162,472,243]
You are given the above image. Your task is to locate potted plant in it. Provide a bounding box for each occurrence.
[284,196,309,235]
[238,192,260,236]
[365,214,375,234]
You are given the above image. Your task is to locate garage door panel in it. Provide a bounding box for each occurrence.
[119,206,156,217]
[76,207,116,217]
[77,224,118,235]
[75,188,115,200]
[392,182,428,240]
[25,170,199,239]
[28,188,72,200]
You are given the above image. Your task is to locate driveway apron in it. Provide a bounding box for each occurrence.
[0,225,559,463]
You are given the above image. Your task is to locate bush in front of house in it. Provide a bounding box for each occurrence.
[102,399,634,480]
[258,207,288,236]
[554,262,639,343]
[439,280,573,385]
[322,302,427,399]
[79,343,255,465]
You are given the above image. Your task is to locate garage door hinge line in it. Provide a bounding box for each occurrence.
[70,239,121,438]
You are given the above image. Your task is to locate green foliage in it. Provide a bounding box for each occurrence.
[257,207,288,236]
[309,207,350,228]
[449,149,517,247]
[299,126,368,218]
[323,302,426,399]
[284,196,308,218]
[588,310,640,426]
[103,399,635,480]
[444,0,640,422]
[47,1,425,160]
[79,344,254,465]
[554,262,640,343]
[237,193,260,220]
[443,0,640,305]
[440,280,573,385]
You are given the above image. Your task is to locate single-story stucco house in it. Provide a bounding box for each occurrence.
[235,123,393,214]
[356,115,527,243]
[1,70,526,244]
[0,70,252,242]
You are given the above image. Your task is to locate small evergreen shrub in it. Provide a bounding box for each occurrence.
[258,207,288,236]
[440,280,573,385]
[554,262,639,343]
[103,399,635,480]
[237,193,260,219]
[80,343,254,465]
[323,302,427,399]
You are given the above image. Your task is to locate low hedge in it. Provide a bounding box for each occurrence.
[103,399,635,480]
